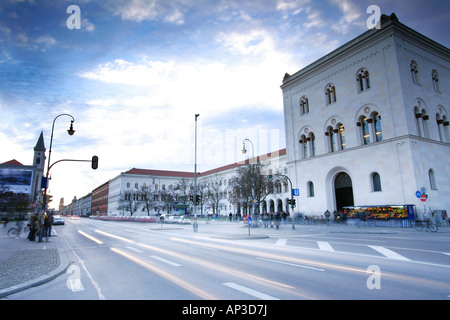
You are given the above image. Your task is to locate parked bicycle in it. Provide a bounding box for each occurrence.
[7,221,28,239]
[413,219,438,232]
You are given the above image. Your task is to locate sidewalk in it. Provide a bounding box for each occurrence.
[0,225,69,298]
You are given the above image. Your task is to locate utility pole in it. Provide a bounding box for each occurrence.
[193,114,200,232]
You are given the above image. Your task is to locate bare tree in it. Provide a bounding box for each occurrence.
[229,162,271,215]
[118,189,141,216]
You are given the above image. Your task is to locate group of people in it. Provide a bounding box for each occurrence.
[260,212,288,229]
[28,212,54,242]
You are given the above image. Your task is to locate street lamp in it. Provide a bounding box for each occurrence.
[42,114,75,212]
[242,139,255,237]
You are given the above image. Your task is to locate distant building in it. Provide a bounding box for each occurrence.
[281,14,449,217]
[0,132,46,215]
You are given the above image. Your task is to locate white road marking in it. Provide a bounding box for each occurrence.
[150,255,182,267]
[368,246,410,261]
[256,257,325,272]
[223,282,279,300]
[275,238,287,246]
[126,246,144,253]
[318,241,334,252]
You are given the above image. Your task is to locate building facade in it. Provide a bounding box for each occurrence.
[281,14,449,217]
[104,149,289,217]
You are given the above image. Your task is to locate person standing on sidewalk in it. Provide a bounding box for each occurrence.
[29,214,39,241]
[43,213,53,243]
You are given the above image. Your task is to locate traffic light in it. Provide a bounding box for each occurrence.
[195,195,201,205]
[292,199,296,208]
[268,174,273,179]
[91,156,98,170]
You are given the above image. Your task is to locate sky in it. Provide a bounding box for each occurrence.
[1,0,449,208]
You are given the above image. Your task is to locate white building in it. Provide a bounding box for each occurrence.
[106,149,290,217]
[281,14,449,218]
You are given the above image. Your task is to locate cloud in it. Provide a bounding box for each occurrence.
[112,0,187,24]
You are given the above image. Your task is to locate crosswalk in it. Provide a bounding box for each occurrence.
[270,238,450,264]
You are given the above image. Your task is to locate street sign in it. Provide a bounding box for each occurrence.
[415,191,422,199]
[420,194,427,202]
[248,216,252,226]
[292,189,300,196]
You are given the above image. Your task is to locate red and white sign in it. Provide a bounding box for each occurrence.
[420,194,427,202]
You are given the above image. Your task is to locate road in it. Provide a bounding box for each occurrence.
[4,217,450,301]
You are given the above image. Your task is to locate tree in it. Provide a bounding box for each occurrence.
[118,189,140,216]
[140,184,157,216]
[229,162,271,215]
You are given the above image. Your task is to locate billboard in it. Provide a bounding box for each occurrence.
[0,168,34,194]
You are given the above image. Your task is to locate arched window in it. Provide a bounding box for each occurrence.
[338,123,346,150]
[309,132,316,157]
[429,169,437,190]
[325,84,336,105]
[299,134,308,159]
[127,182,131,188]
[135,183,139,189]
[300,96,309,115]
[371,172,382,192]
[357,69,370,92]
[373,113,382,142]
[410,61,419,85]
[307,181,315,197]
[361,117,371,145]
[326,126,335,153]
[432,70,440,93]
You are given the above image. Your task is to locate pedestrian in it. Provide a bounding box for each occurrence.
[44,213,53,243]
[29,214,39,241]
[324,210,331,223]
[274,212,281,229]
[37,213,44,242]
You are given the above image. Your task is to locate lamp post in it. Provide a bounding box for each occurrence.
[242,139,255,237]
[193,114,200,232]
[42,114,75,212]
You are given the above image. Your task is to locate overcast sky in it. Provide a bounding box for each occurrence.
[1,0,449,208]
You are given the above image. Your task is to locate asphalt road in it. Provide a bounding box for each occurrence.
[4,217,450,300]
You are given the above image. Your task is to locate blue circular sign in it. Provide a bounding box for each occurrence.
[415,191,422,199]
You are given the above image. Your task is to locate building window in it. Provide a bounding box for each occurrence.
[338,123,346,149]
[300,96,309,115]
[126,182,131,188]
[325,84,336,105]
[432,70,440,93]
[373,113,382,142]
[299,132,315,158]
[357,69,370,92]
[371,172,382,192]
[135,183,139,189]
[410,61,419,85]
[428,169,437,190]
[361,117,371,145]
[326,126,335,153]
[307,181,315,197]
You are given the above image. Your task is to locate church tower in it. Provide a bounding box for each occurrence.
[33,131,46,206]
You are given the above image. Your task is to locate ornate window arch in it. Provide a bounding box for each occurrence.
[325,83,336,105]
[300,95,309,115]
[356,68,370,92]
[410,60,419,85]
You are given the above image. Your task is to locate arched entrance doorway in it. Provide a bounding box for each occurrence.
[334,172,354,211]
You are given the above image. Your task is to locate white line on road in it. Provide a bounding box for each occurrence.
[275,238,287,246]
[126,246,144,253]
[256,257,325,272]
[150,255,182,267]
[318,241,334,252]
[223,282,279,300]
[368,246,410,261]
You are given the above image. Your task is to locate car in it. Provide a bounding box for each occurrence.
[179,216,191,224]
[53,215,65,225]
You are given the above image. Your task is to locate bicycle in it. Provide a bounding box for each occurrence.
[7,222,29,239]
[413,219,438,232]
